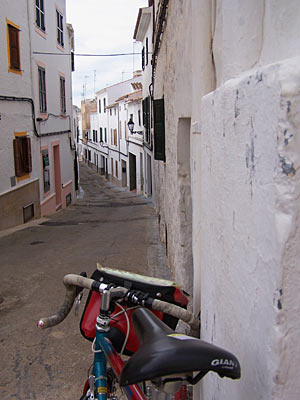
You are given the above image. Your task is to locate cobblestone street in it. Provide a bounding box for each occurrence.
[0,163,169,399]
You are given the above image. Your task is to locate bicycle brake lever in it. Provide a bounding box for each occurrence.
[74,291,83,316]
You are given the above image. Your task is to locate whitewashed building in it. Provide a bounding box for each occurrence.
[82,74,144,190]
[117,89,144,193]
[150,0,300,399]
[134,4,154,198]
[0,0,76,230]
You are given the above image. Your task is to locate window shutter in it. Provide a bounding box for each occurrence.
[142,47,145,70]
[142,98,146,126]
[9,25,20,70]
[13,138,22,176]
[153,98,166,161]
[71,51,75,71]
[24,136,32,173]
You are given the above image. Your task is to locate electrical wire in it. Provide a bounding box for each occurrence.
[33,51,143,57]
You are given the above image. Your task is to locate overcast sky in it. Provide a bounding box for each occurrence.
[66,0,148,107]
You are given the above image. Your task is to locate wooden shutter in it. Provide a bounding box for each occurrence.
[13,138,22,176]
[23,136,32,173]
[142,47,145,70]
[13,136,32,176]
[8,25,20,70]
[153,98,166,161]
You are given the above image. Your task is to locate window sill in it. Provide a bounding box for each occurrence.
[35,26,47,39]
[16,173,30,183]
[8,67,22,75]
[56,43,65,52]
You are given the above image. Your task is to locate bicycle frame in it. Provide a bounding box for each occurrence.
[93,327,146,400]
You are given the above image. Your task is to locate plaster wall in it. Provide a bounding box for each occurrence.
[1,0,32,96]
[212,0,300,86]
[28,0,75,204]
[0,0,42,228]
[136,7,154,200]
[127,98,144,194]
[199,56,300,400]
[153,0,194,295]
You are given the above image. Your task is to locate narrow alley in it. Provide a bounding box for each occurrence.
[0,163,169,399]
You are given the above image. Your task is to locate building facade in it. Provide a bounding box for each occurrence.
[0,0,76,230]
[81,74,149,194]
[150,0,300,399]
[134,4,155,199]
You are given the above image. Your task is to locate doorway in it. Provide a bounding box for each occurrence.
[129,153,137,191]
[122,160,127,187]
[147,154,152,196]
[52,144,62,208]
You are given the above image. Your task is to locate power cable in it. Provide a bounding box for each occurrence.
[33,51,143,57]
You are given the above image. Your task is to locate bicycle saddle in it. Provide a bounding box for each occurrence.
[119,308,241,386]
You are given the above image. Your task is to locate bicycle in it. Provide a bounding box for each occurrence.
[37,264,241,400]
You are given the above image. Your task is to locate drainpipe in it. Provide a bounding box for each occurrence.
[118,103,121,162]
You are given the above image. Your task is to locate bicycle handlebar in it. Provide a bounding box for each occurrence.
[37,274,200,332]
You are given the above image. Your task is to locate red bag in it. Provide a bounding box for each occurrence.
[80,267,189,355]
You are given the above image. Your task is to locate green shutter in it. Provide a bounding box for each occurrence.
[153,98,166,161]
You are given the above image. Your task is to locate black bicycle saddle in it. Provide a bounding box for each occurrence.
[119,308,241,386]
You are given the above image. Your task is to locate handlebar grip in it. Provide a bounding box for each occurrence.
[37,284,76,329]
[37,274,98,329]
[151,299,200,333]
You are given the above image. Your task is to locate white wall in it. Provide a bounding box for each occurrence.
[152,0,300,398]
[29,0,75,200]
[199,56,300,400]
[153,0,194,297]
[0,0,39,194]
[192,1,300,399]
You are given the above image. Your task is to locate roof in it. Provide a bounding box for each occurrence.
[115,89,142,103]
[133,7,152,42]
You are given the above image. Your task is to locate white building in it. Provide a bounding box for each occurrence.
[0,0,76,230]
[150,0,300,399]
[134,5,154,198]
[82,74,144,190]
[117,89,144,192]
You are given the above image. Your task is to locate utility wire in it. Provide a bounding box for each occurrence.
[33,51,143,57]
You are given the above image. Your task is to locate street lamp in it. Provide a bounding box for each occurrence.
[127,117,143,135]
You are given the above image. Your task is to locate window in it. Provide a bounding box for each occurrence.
[103,98,106,113]
[56,9,64,47]
[104,128,107,142]
[7,23,21,72]
[138,110,141,126]
[13,135,32,177]
[119,120,122,139]
[60,76,66,114]
[38,66,47,113]
[100,128,103,142]
[110,109,112,116]
[93,130,98,142]
[36,0,45,31]
[124,121,127,139]
[113,129,117,146]
[99,99,101,113]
